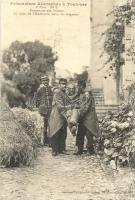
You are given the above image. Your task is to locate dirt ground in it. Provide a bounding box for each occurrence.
[0,135,135,200]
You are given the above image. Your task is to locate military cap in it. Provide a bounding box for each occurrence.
[59,78,67,84]
[77,79,86,89]
[41,75,49,81]
[68,84,75,89]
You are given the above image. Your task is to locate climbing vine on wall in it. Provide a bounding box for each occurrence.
[101,0,135,102]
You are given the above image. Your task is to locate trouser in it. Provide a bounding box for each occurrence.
[42,117,49,145]
[50,125,67,153]
[76,123,94,152]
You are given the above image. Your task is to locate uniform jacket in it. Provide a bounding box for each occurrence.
[35,86,53,117]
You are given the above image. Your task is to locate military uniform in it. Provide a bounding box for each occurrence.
[75,91,100,154]
[48,86,71,155]
[36,79,53,145]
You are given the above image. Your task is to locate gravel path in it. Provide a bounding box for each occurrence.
[0,135,135,200]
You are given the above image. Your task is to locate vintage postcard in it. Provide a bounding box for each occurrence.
[0,0,135,200]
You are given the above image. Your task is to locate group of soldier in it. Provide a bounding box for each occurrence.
[35,75,100,156]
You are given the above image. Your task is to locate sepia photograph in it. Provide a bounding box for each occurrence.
[0,0,135,199]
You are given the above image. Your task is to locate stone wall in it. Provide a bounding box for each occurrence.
[123,25,135,89]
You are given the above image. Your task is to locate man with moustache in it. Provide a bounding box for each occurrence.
[36,75,53,146]
[48,78,71,156]
[74,80,100,155]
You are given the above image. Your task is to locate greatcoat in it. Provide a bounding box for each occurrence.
[48,89,71,138]
[79,92,100,137]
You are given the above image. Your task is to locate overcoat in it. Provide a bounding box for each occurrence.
[48,89,71,138]
[79,92,100,137]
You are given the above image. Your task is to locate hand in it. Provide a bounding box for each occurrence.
[66,110,72,118]
[74,104,80,109]
[71,126,77,136]
[69,119,77,125]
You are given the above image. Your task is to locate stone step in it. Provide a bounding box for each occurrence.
[94,99,104,102]
[92,89,105,105]
[95,102,105,106]
[95,105,119,118]
[92,93,104,96]
[94,95,104,98]
[96,104,119,108]
[94,98,104,102]
[92,91,104,95]
[94,98,105,105]
[92,88,103,92]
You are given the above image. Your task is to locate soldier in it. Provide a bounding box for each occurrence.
[36,75,53,145]
[74,80,100,155]
[48,78,71,156]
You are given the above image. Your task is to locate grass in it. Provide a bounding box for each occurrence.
[0,99,37,167]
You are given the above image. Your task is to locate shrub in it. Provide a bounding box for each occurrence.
[99,100,135,169]
[11,107,44,145]
[0,100,37,167]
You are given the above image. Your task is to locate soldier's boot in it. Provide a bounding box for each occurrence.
[86,133,95,155]
[41,131,49,146]
[51,143,59,156]
[52,151,58,156]
[74,145,83,155]
[58,142,68,154]
[87,146,95,155]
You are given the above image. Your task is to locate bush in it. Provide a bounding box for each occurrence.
[99,100,135,169]
[1,78,26,108]
[2,40,57,108]
[0,100,37,167]
[11,107,44,145]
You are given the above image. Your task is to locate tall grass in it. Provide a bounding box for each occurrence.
[0,100,37,167]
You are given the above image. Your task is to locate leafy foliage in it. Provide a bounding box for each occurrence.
[102,0,135,102]
[1,77,26,108]
[2,40,57,107]
[73,68,89,82]
[127,82,135,96]
[99,98,135,169]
